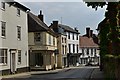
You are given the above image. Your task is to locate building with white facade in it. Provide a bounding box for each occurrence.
[0,2,30,75]
[58,24,80,67]
[79,28,100,66]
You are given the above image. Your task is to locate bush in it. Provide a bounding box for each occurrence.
[103,54,120,80]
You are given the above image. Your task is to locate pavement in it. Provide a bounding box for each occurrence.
[90,68,104,80]
[0,66,104,79]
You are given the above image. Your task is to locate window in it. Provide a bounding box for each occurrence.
[62,45,64,54]
[53,37,55,45]
[1,2,5,10]
[82,49,84,56]
[73,44,75,53]
[18,50,21,64]
[76,34,78,40]
[77,44,79,53]
[94,49,96,55]
[17,8,20,16]
[68,32,70,39]
[34,33,41,42]
[1,21,6,37]
[17,26,21,40]
[62,37,64,43]
[68,44,71,53]
[87,49,89,55]
[73,33,74,40]
[49,34,51,45]
[65,38,66,43]
[65,45,67,54]
[0,49,7,64]
[91,48,93,56]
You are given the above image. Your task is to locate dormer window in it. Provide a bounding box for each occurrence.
[1,2,5,10]
[17,8,20,16]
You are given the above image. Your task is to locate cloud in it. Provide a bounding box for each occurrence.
[22,2,106,35]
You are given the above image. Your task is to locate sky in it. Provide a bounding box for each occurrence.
[20,1,107,35]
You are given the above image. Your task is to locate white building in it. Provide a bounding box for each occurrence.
[58,24,80,66]
[0,2,30,75]
[79,28,100,66]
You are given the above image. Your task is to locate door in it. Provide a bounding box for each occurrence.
[10,53,16,73]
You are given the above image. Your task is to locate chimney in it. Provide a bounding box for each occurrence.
[90,30,93,37]
[52,21,58,32]
[53,21,58,28]
[74,27,78,32]
[38,10,44,22]
[86,27,90,38]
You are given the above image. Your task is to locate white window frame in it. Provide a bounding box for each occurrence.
[17,26,21,40]
[0,49,7,65]
[1,21,6,38]
[18,50,21,65]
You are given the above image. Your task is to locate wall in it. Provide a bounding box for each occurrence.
[0,3,28,70]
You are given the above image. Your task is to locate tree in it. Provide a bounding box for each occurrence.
[83,1,120,70]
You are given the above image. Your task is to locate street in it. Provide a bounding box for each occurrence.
[2,66,100,80]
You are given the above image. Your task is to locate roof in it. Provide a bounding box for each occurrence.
[7,1,30,12]
[28,12,49,32]
[58,24,80,34]
[28,12,57,37]
[79,36,99,48]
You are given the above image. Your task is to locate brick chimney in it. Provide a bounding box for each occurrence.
[86,27,90,38]
[52,21,58,32]
[90,30,93,37]
[38,10,44,22]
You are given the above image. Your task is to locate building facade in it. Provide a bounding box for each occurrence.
[79,28,100,65]
[58,24,80,67]
[28,11,58,70]
[50,21,68,68]
[0,2,30,75]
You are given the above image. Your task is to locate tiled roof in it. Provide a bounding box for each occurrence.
[28,12,57,37]
[28,12,49,32]
[58,24,80,34]
[79,36,99,48]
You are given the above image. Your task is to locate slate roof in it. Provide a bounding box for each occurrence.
[58,24,80,34]
[79,36,99,48]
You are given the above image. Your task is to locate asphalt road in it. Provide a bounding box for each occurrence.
[2,67,96,80]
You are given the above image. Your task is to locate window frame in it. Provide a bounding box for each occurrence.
[68,44,71,53]
[53,37,55,45]
[73,44,75,53]
[68,32,70,39]
[1,21,6,38]
[49,34,51,45]
[34,32,41,42]
[0,49,7,65]
[72,33,74,40]
[18,50,21,65]
[17,26,21,40]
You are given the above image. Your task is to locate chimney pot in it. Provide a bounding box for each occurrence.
[38,10,44,22]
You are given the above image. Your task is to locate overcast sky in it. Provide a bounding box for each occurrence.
[21,2,107,35]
